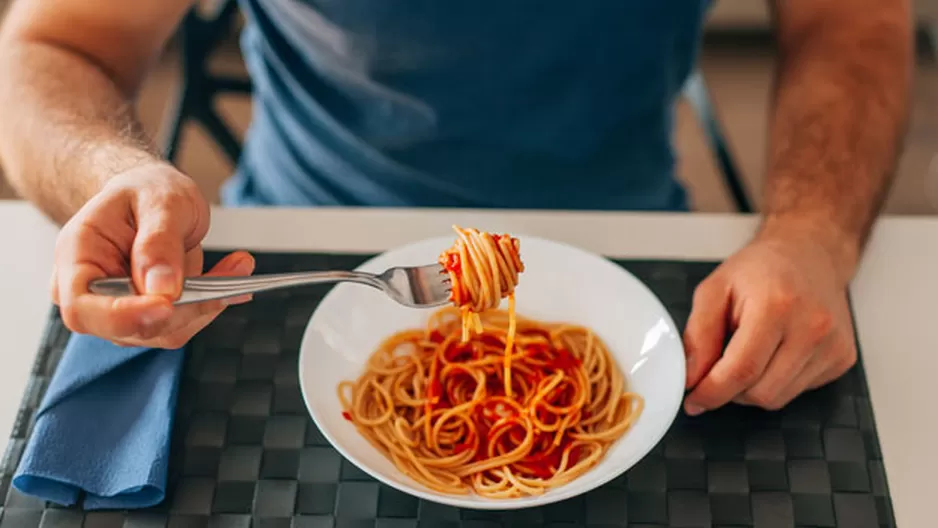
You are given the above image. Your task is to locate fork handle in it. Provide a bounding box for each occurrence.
[88,271,382,305]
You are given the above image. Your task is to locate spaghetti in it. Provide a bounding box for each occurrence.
[337,227,644,498]
[438,226,524,342]
[438,226,524,397]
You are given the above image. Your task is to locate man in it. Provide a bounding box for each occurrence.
[0,0,912,416]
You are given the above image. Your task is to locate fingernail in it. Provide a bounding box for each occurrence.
[145,265,177,296]
[223,294,253,306]
[141,304,173,326]
[685,403,705,416]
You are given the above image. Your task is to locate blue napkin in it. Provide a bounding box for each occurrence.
[12,333,185,510]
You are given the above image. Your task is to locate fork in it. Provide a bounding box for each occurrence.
[88,264,453,308]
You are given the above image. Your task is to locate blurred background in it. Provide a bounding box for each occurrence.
[0,0,936,214]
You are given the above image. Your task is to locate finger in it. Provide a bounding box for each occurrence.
[60,262,174,337]
[804,340,857,392]
[738,332,856,409]
[735,337,818,410]
[183,245,205,276]
[683,277,731,389]
[133,251,255,346]
[739,305,845,409]
[737,306,838,409]
[752,352,827,409]
[56,226,174,337]
[129,195,202,300]
[684,306,784,415]
[192,250,255,311]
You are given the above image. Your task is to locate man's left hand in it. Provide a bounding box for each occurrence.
[682,226,858,414]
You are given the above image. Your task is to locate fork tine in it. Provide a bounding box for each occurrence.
[428,265,451,287]
[389,263,452,308]
[426,264,452,298]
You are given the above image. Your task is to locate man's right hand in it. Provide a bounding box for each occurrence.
[51,163,255,349]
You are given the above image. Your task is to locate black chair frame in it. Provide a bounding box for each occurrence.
[159,2,249,166]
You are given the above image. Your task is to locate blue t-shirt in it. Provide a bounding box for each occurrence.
[223,0,711,211]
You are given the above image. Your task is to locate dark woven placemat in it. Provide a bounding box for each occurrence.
[0,252,895,528]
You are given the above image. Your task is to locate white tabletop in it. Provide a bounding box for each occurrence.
[1,200,935,525]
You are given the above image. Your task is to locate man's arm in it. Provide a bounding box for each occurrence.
[762,0,914,281]
[681,0,913,415]
[0,0,195,225]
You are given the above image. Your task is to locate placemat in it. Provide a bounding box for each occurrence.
[0,252,896,528]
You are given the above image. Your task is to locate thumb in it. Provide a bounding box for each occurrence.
[130,196,204,299]
[683,277,731,390]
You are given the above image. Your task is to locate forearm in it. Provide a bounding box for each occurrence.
[0,40,164,225]
[762,6,913,279]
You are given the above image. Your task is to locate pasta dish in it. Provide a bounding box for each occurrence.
[338,226,643,497]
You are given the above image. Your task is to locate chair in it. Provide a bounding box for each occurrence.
[682,71,753,212]
[160,1,753,213]
[159,1,249,166]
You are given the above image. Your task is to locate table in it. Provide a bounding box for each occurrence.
[1,200,935,526]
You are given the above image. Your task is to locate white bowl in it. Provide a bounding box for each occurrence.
[298,234,685,510]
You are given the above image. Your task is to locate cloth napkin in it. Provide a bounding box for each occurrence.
[12,333,185,510]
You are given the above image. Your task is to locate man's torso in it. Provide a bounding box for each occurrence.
[224,0,711,210]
